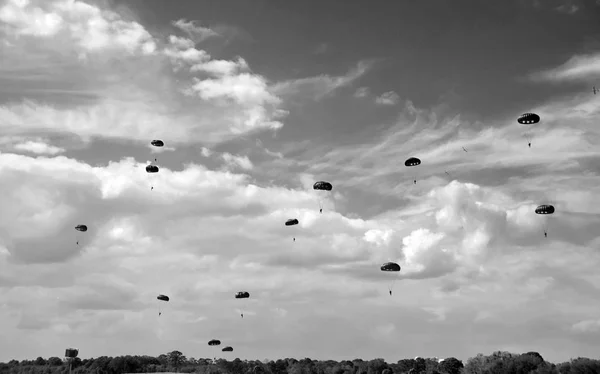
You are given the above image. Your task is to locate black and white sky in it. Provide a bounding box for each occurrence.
[1,0,600,364]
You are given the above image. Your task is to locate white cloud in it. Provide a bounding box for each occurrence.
[375,91,400,106]
[13,140,65,155]
[529,51,600,82]
[572,319,600,334]
[0,136,65,155]
[172,18,219,42]
[272,60,374,102]
[354,86,370,98]
[0,0,157,55]
[201,147,213,157]
[221,153,253,171]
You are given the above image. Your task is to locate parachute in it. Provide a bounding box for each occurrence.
[150,140,165,165]
[222,346,233,352]
[74,225,87,245]
[405,157,421,184]
[146,165,159,173]
[285,218,299,242]
[517,113,540,147]
[157,294,169,316]
[381,262,401,296]
[235,291,250,299]
[146,165,159,191]
[535,204,555,238]
[313,181,333,213]
[517,113,540,125]
[235,291,250,318]
[208,339,221,346]
[535,205,555,214]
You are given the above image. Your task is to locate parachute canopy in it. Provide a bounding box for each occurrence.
[313,181,333,191]
[535,205,555,215]
[235,291,250,299]
[75,225,87,232]
[151,140,164,147]
[157,294,169,302]
[405,157,421,167]
[146,165,159,173]
[222,346,233,352]
[517,113,540,125]
[65,349,78,358]
[285,219,299,226]
[381,262,401,272]
[208,339,221,346]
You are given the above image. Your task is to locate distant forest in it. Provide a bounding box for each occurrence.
[1,350,599,374]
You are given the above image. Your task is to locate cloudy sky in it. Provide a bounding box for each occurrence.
[1,0,600,364]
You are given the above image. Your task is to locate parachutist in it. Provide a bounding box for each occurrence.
[414,180,416,184]
[320,209,322,214]
[528,142,531,148]
[159,312,161,317]
[241,313,243,318]
[76,241,78,245]
[154,158,157,162]
[544,231,547,238]
[293,237,295,242]
[151,186,154,191]
[389,290,392,296]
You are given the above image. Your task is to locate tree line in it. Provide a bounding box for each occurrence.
[0,350,598,374]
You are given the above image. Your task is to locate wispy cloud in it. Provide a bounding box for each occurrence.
[172,19,219,42]
[529,51,600,82]
[272,60,375,102]
[375,91,400,106]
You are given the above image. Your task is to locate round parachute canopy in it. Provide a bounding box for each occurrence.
[535,205,555,215]
[405,157,421,167]
[146,165,159,173]
[313,181,333,191]
[235,291,250,299]
[151,140,164,147]
[157,294,169,302]
[517,113,540,125]
[208,339,221,346]
[222,346,233,352]
[381,262,401,272]
[75,225,87,232]
[65,348,79,358]
[285,218,299,226]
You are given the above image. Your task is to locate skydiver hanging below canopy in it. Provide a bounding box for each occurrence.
[285,218,299,241]
[151,140,164,163]
[517,113,540,148]
[313,181,333,213]
[405,157,421,184]
[380,262,401,296]
[74,225,87,245]
[157,294,169,316]
[535,204,555,238]
[235,291,250,318]
[146,165,159,191]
